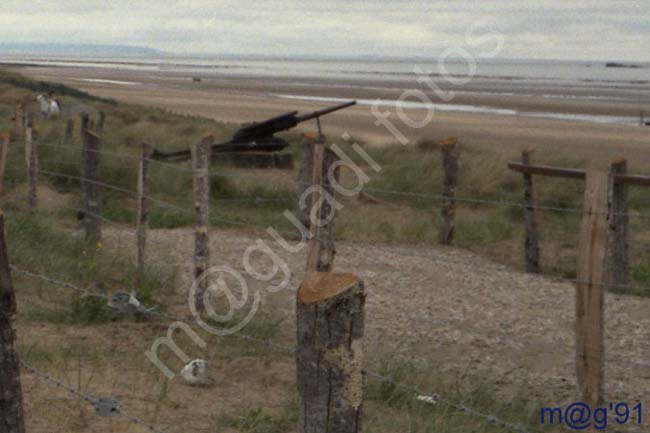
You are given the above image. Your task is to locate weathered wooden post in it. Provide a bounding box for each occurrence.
[25,125,38,213]
[296,272,365,433]
[439,138,459,245]
[522,149,540,273]
[0,132,10,195]
[300,137,340,272]
[97,111,106,134]
[136,142,150,274]
[575,169,609,407]
[609,159,628,289]
[193,135,212,311]
[298,134,318,230]
[80,113,89,139]
[0,212,27,433]
[22,113,32,168]
[64,119,74,143]
[80,130,102,242]
[13,104,24,136]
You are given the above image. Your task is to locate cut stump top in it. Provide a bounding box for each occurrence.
[298,272,359,304]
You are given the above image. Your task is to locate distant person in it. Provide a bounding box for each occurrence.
[36,91,61,118]
[36,93,50,118]
[49,99,60,117]
[47,91,60,117]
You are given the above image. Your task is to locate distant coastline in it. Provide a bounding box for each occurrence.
[0,42,165,57]
[1,55,649,87]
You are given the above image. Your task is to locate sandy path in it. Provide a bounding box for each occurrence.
[104,226,650,412]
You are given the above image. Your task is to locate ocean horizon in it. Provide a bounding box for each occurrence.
[2,53,649,86]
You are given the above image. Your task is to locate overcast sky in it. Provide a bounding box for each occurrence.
[0,0,648,61]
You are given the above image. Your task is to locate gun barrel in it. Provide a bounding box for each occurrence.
[296,100,356,122]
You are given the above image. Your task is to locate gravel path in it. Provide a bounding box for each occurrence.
[105,226,650,410]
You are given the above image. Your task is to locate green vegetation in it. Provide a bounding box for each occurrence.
[0,68,645,432]
[214,405,298,433]
[2,67,649,296]
[0,67,115,105]
[363,359,542,433]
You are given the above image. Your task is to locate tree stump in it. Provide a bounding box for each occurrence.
[0,212,26,433]
[296,272,365,433]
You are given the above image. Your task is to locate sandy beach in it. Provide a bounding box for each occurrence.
[16,63,650,164]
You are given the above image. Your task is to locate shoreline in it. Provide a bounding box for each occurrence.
[11,63,650,159]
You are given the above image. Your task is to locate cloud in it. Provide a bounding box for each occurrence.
[0,0,647,60]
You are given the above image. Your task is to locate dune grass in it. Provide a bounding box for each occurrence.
[2,67,650,296]
[5,68,647,432]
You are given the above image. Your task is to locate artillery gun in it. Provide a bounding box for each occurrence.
[151,101,356,163]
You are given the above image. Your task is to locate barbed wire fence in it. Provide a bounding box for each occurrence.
[0,113,648,432]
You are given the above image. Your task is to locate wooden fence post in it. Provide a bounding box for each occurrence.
[80,130,102,243]
[522,149,540,273]
[13,104,24,136]
[193,135,212,312]
[609,159,629,289]
[575,169,609,407]
[0,132,10,195]
[298,135,317,230]
[296,272,365,433]
[300,137,340,272]
[80,113,89,139]
[439,139,459,245]
[0,211,27,433]
[25,126,38,213]
[97,111,105,135]
[64,119,74,143]
[136,142,150,274]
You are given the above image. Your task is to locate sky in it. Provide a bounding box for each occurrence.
[0,0,648,61]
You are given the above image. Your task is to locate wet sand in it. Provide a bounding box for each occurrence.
[16,64,650,163]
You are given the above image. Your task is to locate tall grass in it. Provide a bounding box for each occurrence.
[2,68,650,295]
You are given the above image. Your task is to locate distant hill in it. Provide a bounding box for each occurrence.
[0,43,165,57]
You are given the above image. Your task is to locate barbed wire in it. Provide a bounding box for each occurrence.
[11,215,649,427]
[25,154,650,221]
[345,241,650,300]
[8,167,650,319]
[6,141,650,430]
[31,170,299,236]
[37,142,278,179]
[38,168,294,205]
[9,141,650,222]
[364,370,534,433]
[364,186,650,220]
[11,260,296,354]
[16,256,647,371]
[20,360,170,433]
[13,264,539,431]
[10,265,106,300]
